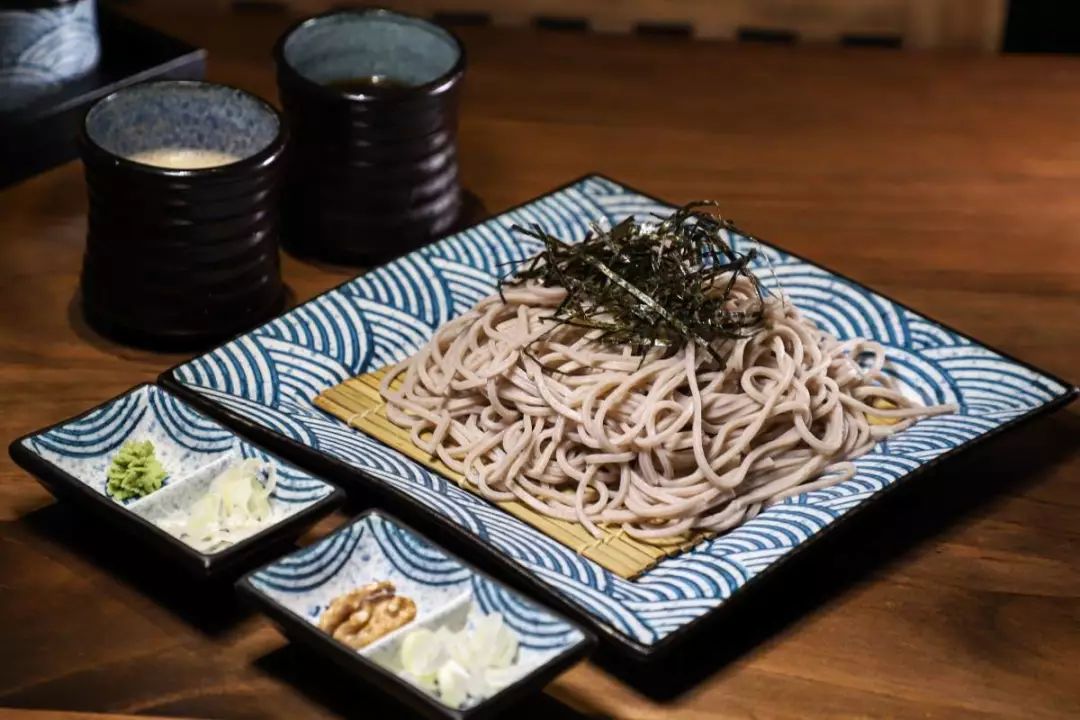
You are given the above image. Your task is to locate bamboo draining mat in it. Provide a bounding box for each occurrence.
[314,367,713,579]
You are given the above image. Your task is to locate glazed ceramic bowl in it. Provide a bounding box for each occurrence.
[275,9,466,264]
[0,0,101,112]
[80,80,288,349]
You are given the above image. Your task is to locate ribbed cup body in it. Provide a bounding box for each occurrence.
[275,9,465,264]
[79,81,287,349]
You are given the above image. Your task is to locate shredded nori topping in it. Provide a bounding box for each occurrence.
[503,201,767,364]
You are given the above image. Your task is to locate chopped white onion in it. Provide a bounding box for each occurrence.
[484,665,518,693]
[396,608,521,709]
[401,628,445,678]
[159,459,277,553]
[436,660,470,708]
[490,621,519,669]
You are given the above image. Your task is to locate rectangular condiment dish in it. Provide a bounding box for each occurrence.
[238,509,593,720]
[9,383,345,579]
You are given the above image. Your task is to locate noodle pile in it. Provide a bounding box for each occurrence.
[380,274,955,542]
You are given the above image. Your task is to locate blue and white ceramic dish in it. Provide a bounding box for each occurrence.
[10,383,344,577]
[240,511,591,719]
[0,0,100,112]
[161,175,1077,655]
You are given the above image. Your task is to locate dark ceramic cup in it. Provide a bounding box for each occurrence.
[274,9,466,264]
[80,80,287,350]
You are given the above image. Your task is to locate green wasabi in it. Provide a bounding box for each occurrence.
[106,439,166,501]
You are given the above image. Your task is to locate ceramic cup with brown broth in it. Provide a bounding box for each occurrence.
[274,9,466,264]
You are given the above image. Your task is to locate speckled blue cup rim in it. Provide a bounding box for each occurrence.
[81,80,288,177]
[274,8,466,102]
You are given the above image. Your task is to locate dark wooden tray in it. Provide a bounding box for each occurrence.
[0,8,206,188]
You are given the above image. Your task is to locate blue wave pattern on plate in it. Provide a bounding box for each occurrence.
[171,176,1071,646]
[249,513,584,653]
[22,385,332,507]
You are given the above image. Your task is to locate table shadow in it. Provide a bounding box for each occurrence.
[65,283,299,356]
[20,501,252,636]
[280,188,489,270]
[592,406,1079,701]
[253,642,597,720]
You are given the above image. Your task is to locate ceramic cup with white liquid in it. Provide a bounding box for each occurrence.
[79,80,288,349]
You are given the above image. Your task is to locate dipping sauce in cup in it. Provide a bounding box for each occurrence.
[126,148,243,169]
[79,80,288,349]
[274,9,466,264]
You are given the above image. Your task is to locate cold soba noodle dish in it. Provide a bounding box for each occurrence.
[380,203,955,542]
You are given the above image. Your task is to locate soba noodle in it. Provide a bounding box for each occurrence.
[380,274,955,541]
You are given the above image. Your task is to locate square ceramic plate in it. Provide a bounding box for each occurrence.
[9,383,344,578]
[238,510,592,720]
[161,175,1077,657]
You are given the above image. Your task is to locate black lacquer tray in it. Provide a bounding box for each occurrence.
[0,8,206,188]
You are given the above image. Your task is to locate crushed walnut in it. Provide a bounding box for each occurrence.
[318,580,417,650]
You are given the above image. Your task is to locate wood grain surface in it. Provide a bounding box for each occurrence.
[1,4,1078,719]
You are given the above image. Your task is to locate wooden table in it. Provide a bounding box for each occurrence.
[2,5,1078,719]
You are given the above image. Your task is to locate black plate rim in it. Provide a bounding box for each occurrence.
[158,173,1079,658]
[7,381,347,580]
[236,507,595,720]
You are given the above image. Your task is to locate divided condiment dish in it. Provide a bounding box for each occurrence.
[10,383,344,578]
[238,510,593,720]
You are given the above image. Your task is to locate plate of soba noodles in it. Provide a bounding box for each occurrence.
[161,175,1076,659]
